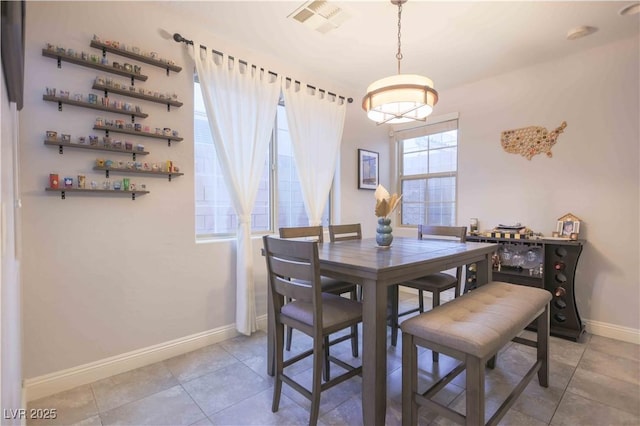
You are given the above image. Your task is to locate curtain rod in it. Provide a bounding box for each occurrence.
[173,33,353,104]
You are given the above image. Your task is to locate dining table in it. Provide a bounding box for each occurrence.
[266,236,497,425]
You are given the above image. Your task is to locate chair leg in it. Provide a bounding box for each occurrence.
[310,334,324,426]
[351,323,359,358]
[285,297,293,351]
[286,326,293,351]
[272,322,284,413]
[323,336,331,382]
[350,289,359,357]
[418,289,425,313]
[432,291,441,363]
[389,286,399,347]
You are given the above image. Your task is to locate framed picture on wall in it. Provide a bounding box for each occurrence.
[358,149,379,190]
[1,0,25,110]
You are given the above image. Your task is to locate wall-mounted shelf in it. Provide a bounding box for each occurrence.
[90,40,182,75]
[92,82,183,111]
[43,37,182,201]
[93,125,182,146]
[46,187,148,200]
[42,49,148,84]
[93,166,183,181]
[44,139,148,159]
[43,95,148,120]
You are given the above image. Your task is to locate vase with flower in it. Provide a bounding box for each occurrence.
[374,185,402,247]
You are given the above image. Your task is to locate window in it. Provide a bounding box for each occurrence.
[398,119,458,226]
[194,81,329,237]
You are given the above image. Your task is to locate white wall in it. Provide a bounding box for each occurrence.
[20,1,638,393]
[381,36,639,335]
[20,2,248,379]
[1,61,24,422]
[20,1,363,382]
[451,35,639,334]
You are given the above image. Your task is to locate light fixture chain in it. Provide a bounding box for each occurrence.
[396,3,403,74]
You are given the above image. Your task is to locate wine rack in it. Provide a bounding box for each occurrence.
[466,235,585,341]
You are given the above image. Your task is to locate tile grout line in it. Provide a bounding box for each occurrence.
[163,359,211,425]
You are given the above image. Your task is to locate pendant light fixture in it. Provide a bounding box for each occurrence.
[362,0,438,125]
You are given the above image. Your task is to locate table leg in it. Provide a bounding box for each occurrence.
[362,278,387,426]
[476,252,492,287]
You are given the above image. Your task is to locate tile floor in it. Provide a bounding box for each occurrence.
[27,294,640,426]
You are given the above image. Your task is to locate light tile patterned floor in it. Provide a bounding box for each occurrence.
[27,294,640,425]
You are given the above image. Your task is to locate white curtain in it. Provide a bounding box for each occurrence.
[282,81,346,225]
[190,45,280,335]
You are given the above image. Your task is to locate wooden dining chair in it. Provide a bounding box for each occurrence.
[279,226,359,380]
[263,236,362,426]
[390,225,467,361]
[329,223,364,300]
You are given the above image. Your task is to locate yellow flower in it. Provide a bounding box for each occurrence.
[374,185,402,218]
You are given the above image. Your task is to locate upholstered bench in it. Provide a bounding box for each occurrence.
[401,281,552,426]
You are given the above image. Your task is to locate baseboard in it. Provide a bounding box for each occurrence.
[23,315,268,402]
[584,319,640,344]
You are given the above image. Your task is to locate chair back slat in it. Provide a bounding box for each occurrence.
[418,225,467,242]
[273,276,313,302]
[269,254,315,283]
[329,223,362,242]
[279,226,324,243]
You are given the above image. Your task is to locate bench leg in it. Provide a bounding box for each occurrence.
[402,332,418,426]
[465,355,485,426]
[537,303,550,387]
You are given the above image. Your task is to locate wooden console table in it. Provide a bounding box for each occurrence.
[466,235,585,341]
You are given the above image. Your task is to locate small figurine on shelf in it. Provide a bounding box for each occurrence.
[49,173,59,189]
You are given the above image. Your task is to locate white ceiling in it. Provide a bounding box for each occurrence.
[162,1,639,101]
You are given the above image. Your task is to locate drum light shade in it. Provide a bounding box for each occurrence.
[362,74,438,124]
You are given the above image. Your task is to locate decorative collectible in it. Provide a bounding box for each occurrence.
[501,121,567,160]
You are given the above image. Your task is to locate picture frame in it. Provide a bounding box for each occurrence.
[1,0,25,110]
[358,148,379,190]
[555,213,581,239]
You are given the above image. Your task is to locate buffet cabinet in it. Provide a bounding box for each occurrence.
[465,235,585,341]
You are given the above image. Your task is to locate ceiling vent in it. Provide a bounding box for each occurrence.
[288,1,350,34]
